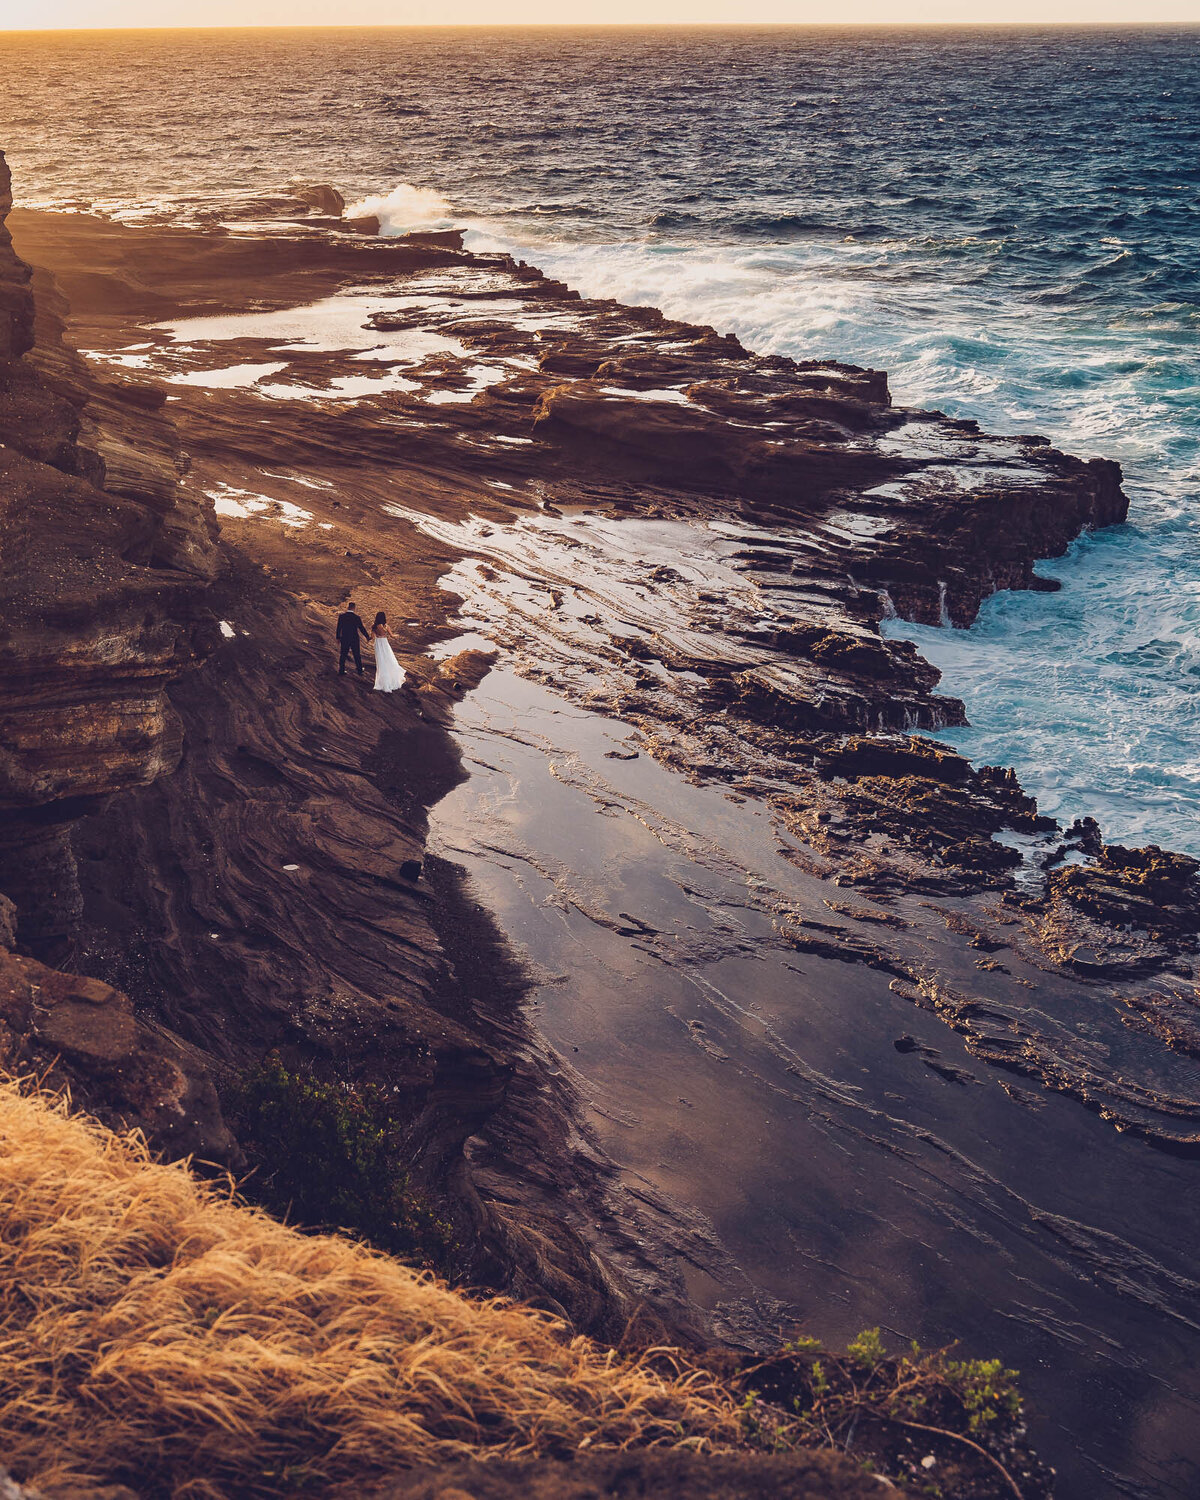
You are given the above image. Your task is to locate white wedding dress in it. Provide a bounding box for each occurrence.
[372,633,405,693]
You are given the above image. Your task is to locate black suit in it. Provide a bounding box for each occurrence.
[336,610,370,674]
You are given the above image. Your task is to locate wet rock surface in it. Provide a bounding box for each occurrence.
[1,184,1198,1497]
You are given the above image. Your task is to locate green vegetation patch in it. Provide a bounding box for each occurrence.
[736,1328,1050,1500]
[229,1054,456,1273]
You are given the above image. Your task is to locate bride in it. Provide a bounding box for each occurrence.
[371,611,405,693]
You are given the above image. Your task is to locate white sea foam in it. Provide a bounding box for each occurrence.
[344,182,454,235]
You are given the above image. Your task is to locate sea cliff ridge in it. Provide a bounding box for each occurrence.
[0,157,1198,1499]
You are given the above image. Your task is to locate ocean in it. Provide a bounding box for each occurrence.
[3,23,1198,851]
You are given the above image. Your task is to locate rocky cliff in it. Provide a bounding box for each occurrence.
[0,153,217,954]
[4,163,1199,1497]
[0,157,683,1343]
[0,155,238,1162]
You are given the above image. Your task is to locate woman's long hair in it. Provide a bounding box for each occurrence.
[373,611,387,633]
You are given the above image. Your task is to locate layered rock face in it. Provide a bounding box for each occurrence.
[0,155,32,361]
[0,152,217,948]
[0,153,233,1159]
[0,167,683,1338]
[5,175,1200,1498]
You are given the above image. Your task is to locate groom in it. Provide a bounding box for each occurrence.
[336,601,370,675]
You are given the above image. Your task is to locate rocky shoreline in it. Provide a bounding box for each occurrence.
[2,161,1199,1496]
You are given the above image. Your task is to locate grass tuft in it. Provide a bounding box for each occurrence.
[0,1079,744,1498]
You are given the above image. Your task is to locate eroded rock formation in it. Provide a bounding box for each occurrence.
[4,165,1199,1496]
[0,159,690,1340]
[0,153,239,1161]
[0,156,218,950]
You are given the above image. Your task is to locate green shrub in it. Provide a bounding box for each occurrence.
[846,1326,887,1369]
[229,1055,455,1273]
[941,1355,1022,1434]
[736,1328,1037,1496]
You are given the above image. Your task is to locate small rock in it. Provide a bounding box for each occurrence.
[292,183,346,216]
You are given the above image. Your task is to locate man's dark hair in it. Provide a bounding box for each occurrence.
[348,602,357,610]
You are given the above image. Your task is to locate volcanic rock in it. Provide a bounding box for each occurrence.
[0,160,219,947]
[4,164,1200,1500]
[292,182,346,217]
[0,940,235,1163]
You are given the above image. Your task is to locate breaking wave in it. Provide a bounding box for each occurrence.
[344,182,454,234]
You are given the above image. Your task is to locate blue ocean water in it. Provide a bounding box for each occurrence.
[2,25,1198,850]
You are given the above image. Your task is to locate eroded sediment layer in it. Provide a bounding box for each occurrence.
[4,183,1199,1496]
[0,173,696,1340]
[0,155,238,1161]
[16,196,1191,1129]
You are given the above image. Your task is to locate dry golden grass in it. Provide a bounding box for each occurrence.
[0,1081,744,1499]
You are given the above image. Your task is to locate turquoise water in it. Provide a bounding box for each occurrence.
[2,24,1198,849]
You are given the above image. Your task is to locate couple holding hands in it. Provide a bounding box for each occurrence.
[335,603,405,692]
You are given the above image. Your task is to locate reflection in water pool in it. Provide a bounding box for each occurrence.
[431,662,1200,1500]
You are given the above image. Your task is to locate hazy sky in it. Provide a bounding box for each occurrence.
[2,2,1199,27]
